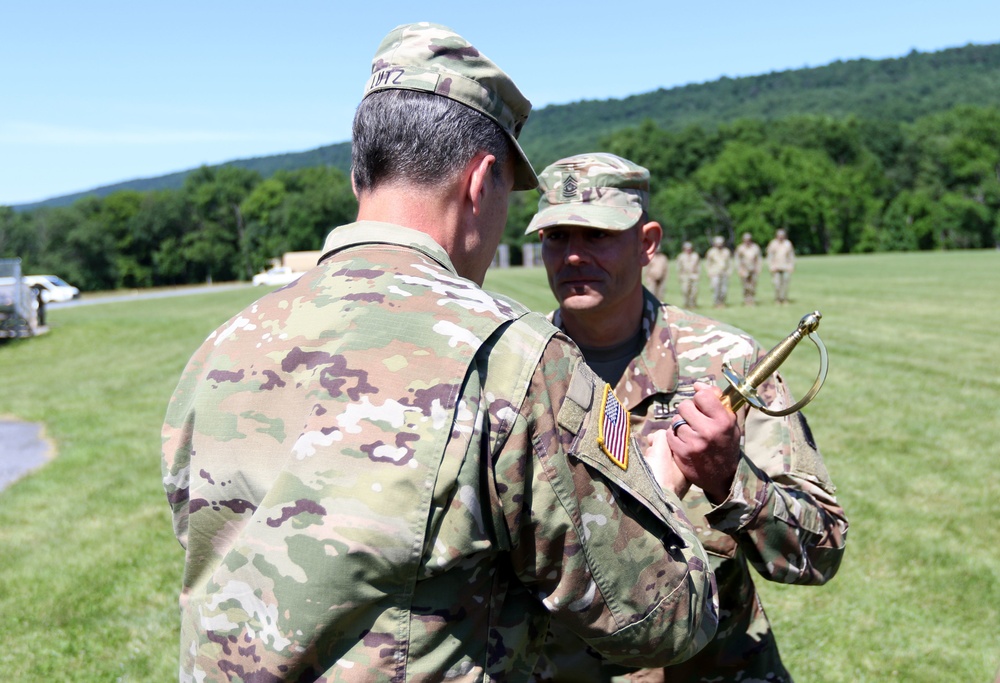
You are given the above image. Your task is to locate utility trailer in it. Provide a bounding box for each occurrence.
[0,258,43,338]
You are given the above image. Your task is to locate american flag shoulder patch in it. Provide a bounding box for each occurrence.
[598,384,630,470]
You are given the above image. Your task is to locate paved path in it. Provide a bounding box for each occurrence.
[49,282,253,309]
[0,421,52,492]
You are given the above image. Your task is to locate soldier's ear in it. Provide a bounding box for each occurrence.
[640,221,663,264]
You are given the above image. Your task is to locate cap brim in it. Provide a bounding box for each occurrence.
[524,204,641,235]
[509,136,537,191]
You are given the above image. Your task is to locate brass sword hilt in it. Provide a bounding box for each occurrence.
[719,311,829,417]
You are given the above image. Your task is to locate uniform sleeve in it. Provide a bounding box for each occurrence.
[705,371,848,585]
[161,345,211,550]
[490,332,718,668]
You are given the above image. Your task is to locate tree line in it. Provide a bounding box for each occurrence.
[17,42,997,214]
[516,42,1000,171]
[2,104,998,291]
[510,105,1000,258]
[0,166,357,290]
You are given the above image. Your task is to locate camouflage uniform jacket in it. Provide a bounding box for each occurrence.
[162,222,718,682]
[704,247,732,278]
[734,242,762,278]
[766,239,795,272]
[676,252,700,280]
[537,290,848,682]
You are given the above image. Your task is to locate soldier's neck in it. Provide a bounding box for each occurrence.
[559,290,644,350]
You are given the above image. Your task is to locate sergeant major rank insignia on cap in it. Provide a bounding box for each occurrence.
[561,174,578,199]
[598,385,630,470]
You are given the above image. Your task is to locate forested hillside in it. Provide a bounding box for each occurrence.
[505,105,1000,258]
[15,41,999,211]
[518,41,1000,165]
[2,42,999,291]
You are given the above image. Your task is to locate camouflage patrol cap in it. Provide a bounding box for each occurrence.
[364,22,537,190]
[524,153,649,234]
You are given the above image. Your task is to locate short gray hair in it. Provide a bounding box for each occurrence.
[351,89,511,194]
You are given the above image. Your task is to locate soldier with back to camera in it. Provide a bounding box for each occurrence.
[161,24,718,682]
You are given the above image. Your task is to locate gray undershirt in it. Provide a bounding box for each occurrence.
[576,327,645,388]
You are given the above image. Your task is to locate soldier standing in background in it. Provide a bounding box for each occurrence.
[704,236,732,308]
[525,153,848,683]
[766,228,795,304]
[161,24,718,682]
[734,232,762,306]
[643,249,669,300]
[677,241,700,308]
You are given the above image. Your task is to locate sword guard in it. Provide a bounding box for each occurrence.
[720,311,829,417]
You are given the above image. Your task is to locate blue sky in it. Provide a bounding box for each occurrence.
[2,0,998,205]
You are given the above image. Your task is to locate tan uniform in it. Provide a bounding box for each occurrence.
[704,246,732,307]
[643,252,669,300]
[676,251,700,309]
[734,241,762,305]
[766,237,795,304]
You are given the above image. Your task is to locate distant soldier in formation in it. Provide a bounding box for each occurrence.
[734,232,762,306]
[643,249,669,300]
[704,236,732,308]
[677,241,700,308]
[766,228,795,304]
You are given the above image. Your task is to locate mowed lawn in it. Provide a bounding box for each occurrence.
[0,250,997,681]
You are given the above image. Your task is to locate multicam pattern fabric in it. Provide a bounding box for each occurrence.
[525,153,650,234]
[162,222,719,682]
[535,289,848,683]
[364,22,536,190]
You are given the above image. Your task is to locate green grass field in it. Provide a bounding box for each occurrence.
[1,250,998,681]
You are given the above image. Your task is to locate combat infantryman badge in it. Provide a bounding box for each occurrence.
[598,385,629,470]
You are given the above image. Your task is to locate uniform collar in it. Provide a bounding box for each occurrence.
[320,221,458,275]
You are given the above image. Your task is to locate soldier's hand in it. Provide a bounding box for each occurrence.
[666,382,741,503]
[644,430,690,498]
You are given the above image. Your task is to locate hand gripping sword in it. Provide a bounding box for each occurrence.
[719,311,829,416]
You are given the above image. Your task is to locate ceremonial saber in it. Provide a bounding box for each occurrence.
[719,311,829,417]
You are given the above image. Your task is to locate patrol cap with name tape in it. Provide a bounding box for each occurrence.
[364,22,537,191]
[525,153,650,234]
